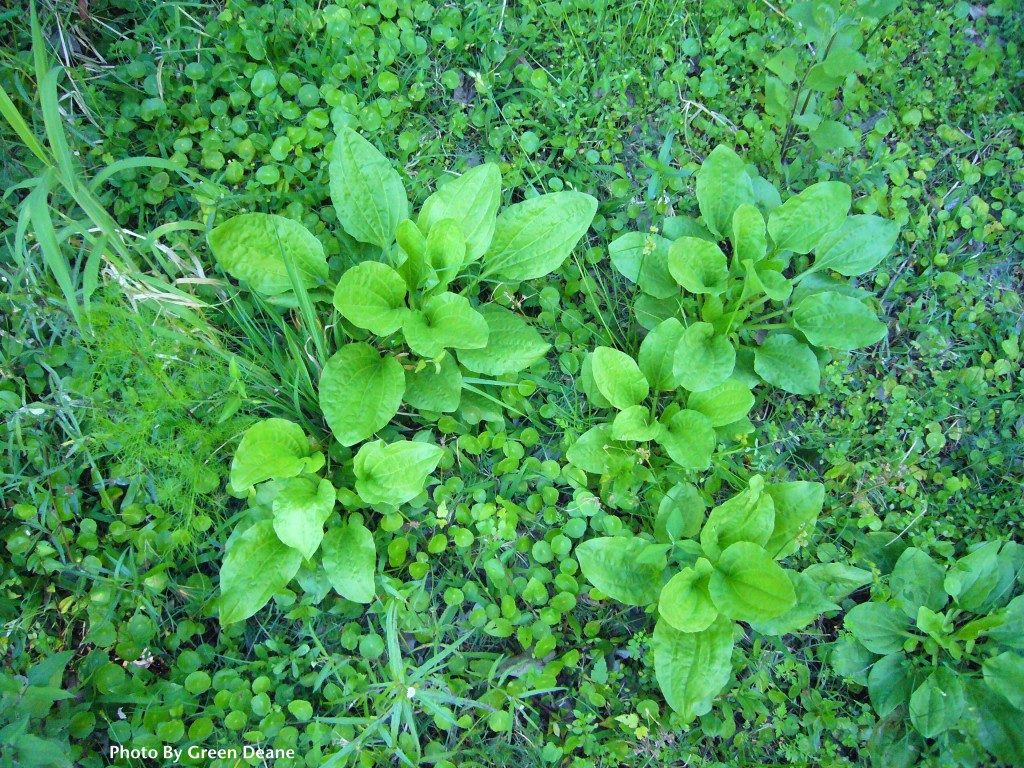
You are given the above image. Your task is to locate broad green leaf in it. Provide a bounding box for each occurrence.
[404,355,462,413]
[319,344,405,447]
[673,322,736,392]
[418,163,501,260]
[353,440,444,506]
[792,291,886,350]
[333,261,408,335]
[403,292,488,358]
[576,536,668,605]
[653,617,734,720]
[329,127,408,248]
[396,219,431,290]
[966,679,1024,765]
[655,482,706,542]
[456,304,550,375]
[668,237,729,295]
[608,232,677,298]
[658,409,715,470]
[749,570,838,636]
[659,565,718,632]
[271,477,335,560]
[832,635,877,685]
[425,218,466,287]
[709,542,797,622]
[867,653,915,717]
[909,668,965,739]
[944,541,1001,611]
[591,346,649,410]
[209,213,328,296]
[566,425,630,475]
[988,594,1024,650]
[742,259,792,302]
[638,318,685,392]
[696,145,754,239]
[768,181,851,254]
[803,563,873,602]
[844,602,910,654]
[612,405,664,442]
[810,119,856,152]
[753,334,820,395]
[982,652,1024,711]
[687,380,754,427]
[580,352,613,408]
[229,418,313,492]
[700,477,775,559]
[890,547,948,618]
[810,215,900,276]
[481,192,597,281]
[219,520,302,625]
[763,481,825,559]
[322,521,376,604]
[731,204,767,264]
[663,216,716,241]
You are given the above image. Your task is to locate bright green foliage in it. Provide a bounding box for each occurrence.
[219,520,303,625]
[610,145,898,396]
[322,521,377,604]
[208,213,328,296]
[318,343,405,447]
[352,440,444,507]
[577,477,843,715]
[835,541,1024,764]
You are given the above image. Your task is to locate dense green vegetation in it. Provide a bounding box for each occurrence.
[1,0,1022,766]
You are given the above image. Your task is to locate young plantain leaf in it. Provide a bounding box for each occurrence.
[322,520,376,604]
[219,520,302,626]
[319,343,405,447]
[329,127,408,248]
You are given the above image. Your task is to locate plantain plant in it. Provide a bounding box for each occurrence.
[217,418,445,625]
[571,142,898,718]
[609,144,899,398]
[209,127,597,446]
[206,131,597,625]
